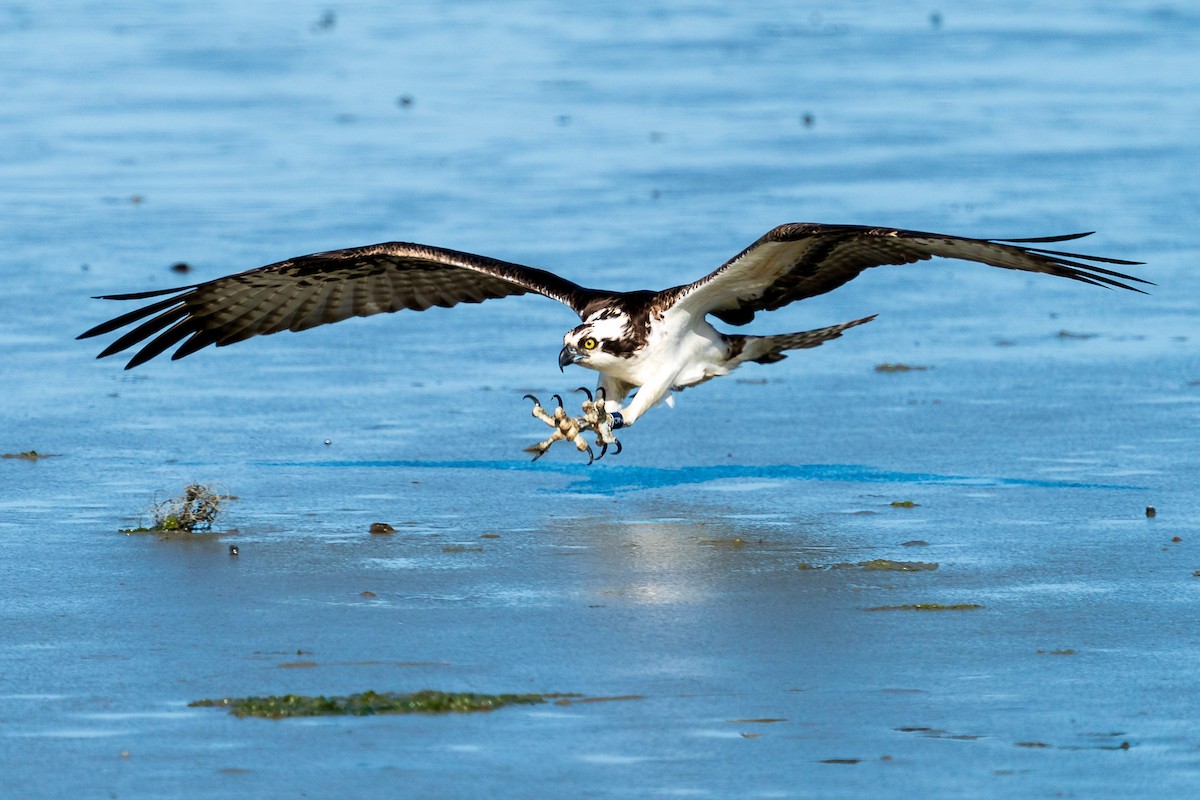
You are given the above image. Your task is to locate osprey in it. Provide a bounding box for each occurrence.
[79,223,1146,461]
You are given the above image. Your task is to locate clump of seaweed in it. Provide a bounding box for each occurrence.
[190,690,565,718]
[152,484,225,531]
[123,484,230,533]
[874,363,930,373]
[2,450,60,461]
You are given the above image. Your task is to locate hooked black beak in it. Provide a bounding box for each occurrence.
[558,345,578,371]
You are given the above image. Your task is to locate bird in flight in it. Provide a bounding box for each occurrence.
[79,223,1146,462]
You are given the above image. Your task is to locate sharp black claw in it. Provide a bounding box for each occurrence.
[612,440,623,456]
[523,394,540,405]
[584,445,595,466]
[575,386,593,401]
[523,445,547,461]
[596,386,607,403]
[597,441,608,460]
[552,394,564,408]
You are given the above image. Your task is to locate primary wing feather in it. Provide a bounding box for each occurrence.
[667,223,1149,325]
[79,242,597,368]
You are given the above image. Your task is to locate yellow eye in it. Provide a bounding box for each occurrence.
[582,337,597,350]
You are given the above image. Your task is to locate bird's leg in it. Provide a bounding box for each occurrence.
[522,394,564,460]
[575,387,622,458]
[522,394,595,463]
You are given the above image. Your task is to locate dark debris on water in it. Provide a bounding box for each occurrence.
[122,484,230,534]
[2,450,60,460]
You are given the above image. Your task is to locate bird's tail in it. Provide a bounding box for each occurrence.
[734,314,877,364]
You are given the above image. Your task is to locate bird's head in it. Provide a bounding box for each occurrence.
[559,313,632,372]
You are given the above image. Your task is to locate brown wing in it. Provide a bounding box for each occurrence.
[78,242,600,368]
[665,223,1149,325]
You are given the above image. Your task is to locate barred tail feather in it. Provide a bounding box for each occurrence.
[738,314,877,364]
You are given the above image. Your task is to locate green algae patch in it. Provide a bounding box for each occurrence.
[890,500,919,508]
[190,690,569,718]
[858,559,938,572]
[2,450,60,460]
[874,363,929,373]
[867,603,982,612]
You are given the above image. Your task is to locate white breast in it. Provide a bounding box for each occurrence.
[613,309,729,389]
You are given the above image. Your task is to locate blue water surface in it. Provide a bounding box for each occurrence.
[2,2,1198,798]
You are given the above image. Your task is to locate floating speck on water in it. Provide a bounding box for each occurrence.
[313,9,335,30]
[228,545,239,557]
[369,522,396,535]
[1146,506,1157,518]
[890,500,919,508]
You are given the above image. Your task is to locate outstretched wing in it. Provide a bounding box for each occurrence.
[79,242,600,368]
[665,223,1149,325]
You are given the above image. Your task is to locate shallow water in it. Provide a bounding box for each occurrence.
[3,2,1199,798]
